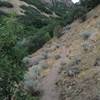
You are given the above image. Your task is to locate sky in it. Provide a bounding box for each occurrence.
[72,0,79,3]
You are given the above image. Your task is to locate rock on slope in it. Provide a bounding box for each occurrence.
[24,5,100,100]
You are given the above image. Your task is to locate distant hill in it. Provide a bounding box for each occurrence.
[0,0,73,15]
[41,0,73,6]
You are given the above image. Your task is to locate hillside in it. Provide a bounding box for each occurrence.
[41,0,73,6]
[0,0,72,15]
[23,5,100,100]
[0,0,100,100]
[0,0,27,15]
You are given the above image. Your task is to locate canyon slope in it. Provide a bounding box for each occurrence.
[24,5,100,100]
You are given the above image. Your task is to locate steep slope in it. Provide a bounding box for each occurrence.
[24,5,100,100]
[41,0,73,6]
[0,0,58,17]
[0,0,27,15]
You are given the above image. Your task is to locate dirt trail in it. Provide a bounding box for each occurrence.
[41,62,60,100]
[40,45,67,100]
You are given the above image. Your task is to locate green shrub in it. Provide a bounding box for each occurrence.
[20,6,49,28]
[0,14,36,100]
[61,10,74,25]
[27,30,51,53]
[21,0,52,14]
[53,25,63,38]
[15,88,40,100]
[73,5,87,19]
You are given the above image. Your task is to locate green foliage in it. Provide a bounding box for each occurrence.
[73,5,87,19]
[53,25,63,38]
[61,10,74,25]
[21,0,52,14]
[18,6,57,53]
[0,14,35,100]
[19,6,50,29]
[15,88,39,100]
[51,2,67,16]
[0,13,52,99]
[26,27,51,53]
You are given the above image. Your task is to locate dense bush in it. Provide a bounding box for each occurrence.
[53,25,63,38]
[21,0,52,14]
[73,5,87,19]
[26,28,51,53]
[0,14,39,100]
[20,6,48,28]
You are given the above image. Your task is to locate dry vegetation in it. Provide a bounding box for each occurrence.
[24,5,100,100]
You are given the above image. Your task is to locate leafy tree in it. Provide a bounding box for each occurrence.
[0,14,36,100]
